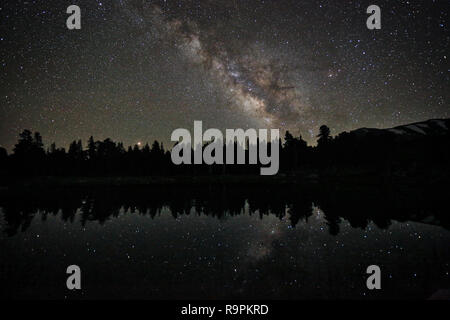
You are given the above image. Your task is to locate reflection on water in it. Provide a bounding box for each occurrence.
[0,184,449,299]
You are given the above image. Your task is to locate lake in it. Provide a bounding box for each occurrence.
[0,183,449,299]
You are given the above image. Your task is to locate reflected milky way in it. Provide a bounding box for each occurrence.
[0,184,449,299]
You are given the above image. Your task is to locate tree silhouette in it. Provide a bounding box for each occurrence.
[317,125,331,147]
[87,136,96,160]
[282,130,308,170]
[0,147,7,178]
[12,130,46,175]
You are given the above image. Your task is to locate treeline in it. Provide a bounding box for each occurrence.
[0,127,322,177]
[0,124,449,178]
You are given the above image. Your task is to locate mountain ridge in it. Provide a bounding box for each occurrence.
[349,118,450,139]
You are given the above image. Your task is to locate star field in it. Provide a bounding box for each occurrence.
[0,0,448,150]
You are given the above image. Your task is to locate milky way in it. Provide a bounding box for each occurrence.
[118,1,311,127]
[0,0,448,150]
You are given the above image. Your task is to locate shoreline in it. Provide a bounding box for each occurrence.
[0,172,447,189]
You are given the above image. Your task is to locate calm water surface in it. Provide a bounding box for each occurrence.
[0,185,449,299]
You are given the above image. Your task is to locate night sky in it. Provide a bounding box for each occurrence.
[0,0,448,151]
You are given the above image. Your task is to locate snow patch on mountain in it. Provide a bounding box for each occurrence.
[431,119,447,129]
[388,128,406,135]
[405,125,427,134]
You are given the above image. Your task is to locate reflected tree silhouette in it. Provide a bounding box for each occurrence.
[1,182,449,237]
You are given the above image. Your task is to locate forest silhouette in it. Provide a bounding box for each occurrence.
[1,119,449,180]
